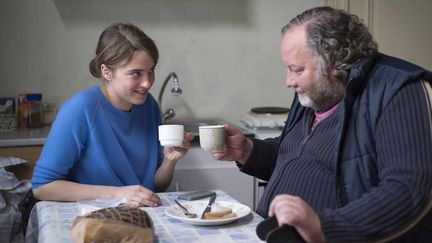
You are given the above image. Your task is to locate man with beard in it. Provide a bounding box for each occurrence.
[211,6,432,242]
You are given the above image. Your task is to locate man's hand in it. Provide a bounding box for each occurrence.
[210,124,253,164]
[269,194,325,243]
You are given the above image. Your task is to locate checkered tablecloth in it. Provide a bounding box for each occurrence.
[25,190,264,243]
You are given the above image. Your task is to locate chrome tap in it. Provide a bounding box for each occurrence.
[158,72,182,122]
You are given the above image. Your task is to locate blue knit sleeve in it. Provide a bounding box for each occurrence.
[31,89,96,189]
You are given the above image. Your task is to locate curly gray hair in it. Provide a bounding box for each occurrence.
[282,6,378,82]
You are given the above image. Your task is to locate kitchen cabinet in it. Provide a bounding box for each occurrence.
[0,126,48,180]
[0,145,42,180]
[167,146,256,209]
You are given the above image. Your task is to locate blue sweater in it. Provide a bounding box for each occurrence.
[32,85,163,190]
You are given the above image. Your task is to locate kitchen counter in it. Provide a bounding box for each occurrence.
[0,121,277,206]
[0,126,50,147]
[0,121,270,181]
[0,126,50,180]
[164,118,255,143]
[232,121,283,140]
[0,120,258,148]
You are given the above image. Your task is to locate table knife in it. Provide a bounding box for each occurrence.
[201,195,216,219]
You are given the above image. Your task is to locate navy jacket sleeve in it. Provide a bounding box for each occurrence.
[320,80,432,242]
[239,137,280,181]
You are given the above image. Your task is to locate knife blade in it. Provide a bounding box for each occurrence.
[201,195,216,219]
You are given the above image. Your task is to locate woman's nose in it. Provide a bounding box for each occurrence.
[140,74,154,89]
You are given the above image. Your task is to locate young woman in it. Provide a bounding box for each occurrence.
[32,23,194,207]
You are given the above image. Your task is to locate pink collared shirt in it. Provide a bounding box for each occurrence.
[312,102,341,130]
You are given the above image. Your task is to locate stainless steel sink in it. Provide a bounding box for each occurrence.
[163,118,255,143]
[165,118,255,144]
[164,118,225,135]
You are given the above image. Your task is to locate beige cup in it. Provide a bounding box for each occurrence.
[199,125,225,151]
[158,124,184,147]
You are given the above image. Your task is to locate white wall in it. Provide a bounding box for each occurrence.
[0,0,324,122]
[371,0,432,70]
[329,0,432,70]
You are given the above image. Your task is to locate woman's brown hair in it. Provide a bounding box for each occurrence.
[89,23,159,79]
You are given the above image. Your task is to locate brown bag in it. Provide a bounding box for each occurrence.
[70,206,154,243]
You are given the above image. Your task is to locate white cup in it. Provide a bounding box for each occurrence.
[199,125,225,151]
[158,124,184,147]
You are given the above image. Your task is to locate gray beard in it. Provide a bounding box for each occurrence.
[299,74,345,112]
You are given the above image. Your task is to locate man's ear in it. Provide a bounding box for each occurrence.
[101,64,112,81]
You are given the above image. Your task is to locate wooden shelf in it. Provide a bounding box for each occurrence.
[0,146,42,180]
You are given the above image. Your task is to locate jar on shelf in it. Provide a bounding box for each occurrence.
[27,100,43,128]
[41,102,56,125]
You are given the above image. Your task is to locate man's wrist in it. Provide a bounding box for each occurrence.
[240,138,254,164]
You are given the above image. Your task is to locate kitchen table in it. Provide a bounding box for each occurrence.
[24,190,264,243]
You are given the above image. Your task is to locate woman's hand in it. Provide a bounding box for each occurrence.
[154,132,194,191]
[117,185,161,207]
[268,194,325,243]
[163,132,195,162]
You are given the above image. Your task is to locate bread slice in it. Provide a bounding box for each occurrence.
[220,212,237,219]
[204,206,237,220]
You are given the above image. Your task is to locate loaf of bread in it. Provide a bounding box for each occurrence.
[70,206,154,243]
[204,206,237,220]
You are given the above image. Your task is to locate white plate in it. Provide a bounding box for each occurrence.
[165,200,251,226]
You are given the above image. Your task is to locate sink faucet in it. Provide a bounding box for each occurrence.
[157,72,182,122]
